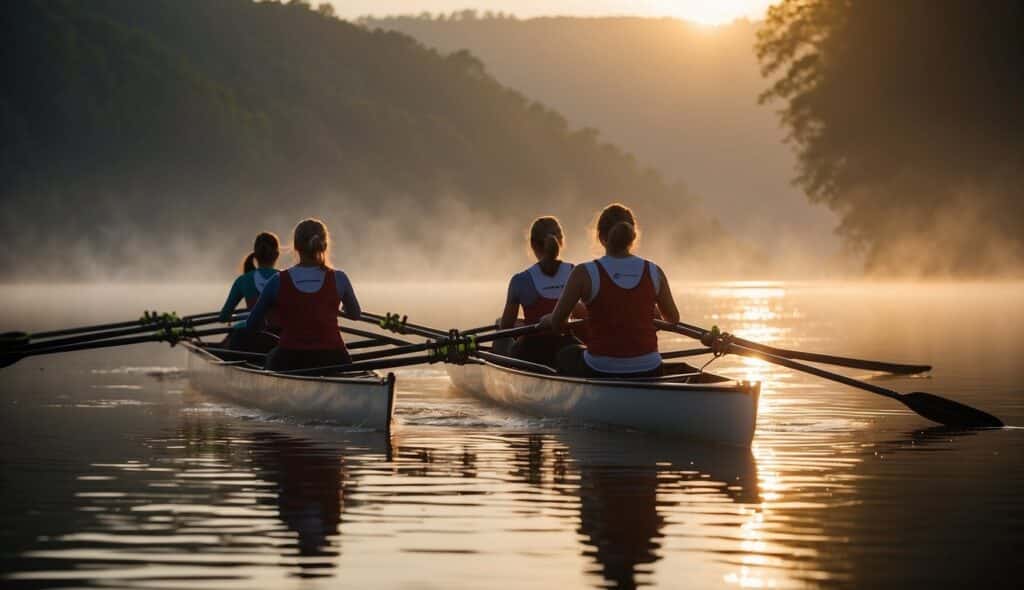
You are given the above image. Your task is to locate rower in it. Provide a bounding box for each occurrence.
[498,216,585,367]
[218,232,280,352]
[239,218,361,372]
[539,203,680,378]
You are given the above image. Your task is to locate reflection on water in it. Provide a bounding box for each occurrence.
[1,282,1022,589]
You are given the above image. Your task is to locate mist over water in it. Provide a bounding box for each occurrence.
[1,281,1021,589]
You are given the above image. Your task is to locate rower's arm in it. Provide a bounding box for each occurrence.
[242,275,280,331]
[547,266,590,330]
[336,271,361,320]
[655,267,680,324]
[218,276,246,322]
[499,277,520,329]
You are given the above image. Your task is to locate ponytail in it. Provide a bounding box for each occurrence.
[596,203,639,253]
[243,232,280,273]
[528,216,564,263]
[543,233,560,260]
[242,252,257,274]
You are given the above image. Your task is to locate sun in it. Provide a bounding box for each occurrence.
[650,0,775,26]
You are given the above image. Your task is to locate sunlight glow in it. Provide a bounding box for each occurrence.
[648,0,776,26]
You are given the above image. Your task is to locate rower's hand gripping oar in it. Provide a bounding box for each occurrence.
[655,320,1002,429]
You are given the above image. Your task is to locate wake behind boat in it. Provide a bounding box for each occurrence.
[447,358,760,446]
[184,342,397,432]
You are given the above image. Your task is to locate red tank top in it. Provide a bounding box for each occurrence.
[522,297,557,324]
[275,269,345,351]
[521,262,571,323]
[585,260,658,358]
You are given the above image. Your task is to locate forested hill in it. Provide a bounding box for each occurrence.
[0,0,725,280]
[361,13,840,261]
[369,7,1024,276]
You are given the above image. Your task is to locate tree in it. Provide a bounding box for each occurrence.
[757,0,1024,274]
[316,3,334,18]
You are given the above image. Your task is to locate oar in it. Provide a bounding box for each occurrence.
[0,327,233,368]
[662,347,713,360]
[280,354,440,377]
[1,310,226,346]
[663,320,930,375]
[345,321,565,364]
[5,313,245,353]
[339,324,414,347]
[359,311,448,340]
[654,320,1002,428]
[451,318,930,375]
[282,323,570,377]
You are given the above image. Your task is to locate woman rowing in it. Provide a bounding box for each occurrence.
[539,203,680,378]
[499,216,584,367]
[240,218,361,372]
[218,232,280,352]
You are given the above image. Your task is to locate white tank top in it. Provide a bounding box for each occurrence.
[527,262,573,300]
[253,271,271,294]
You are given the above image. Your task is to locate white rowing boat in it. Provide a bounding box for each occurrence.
[447,359,760,446]
[183,342,396,432]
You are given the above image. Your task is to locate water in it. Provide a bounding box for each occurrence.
[1,282,1021,589]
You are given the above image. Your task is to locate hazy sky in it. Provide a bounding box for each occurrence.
[332,0,776,25]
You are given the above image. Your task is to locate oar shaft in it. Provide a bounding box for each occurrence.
[668,319,930,374]
[661,347,713,360]
[350,340,436,362]
[473,319,584,344]
[5,327,232,360]
[339,324,413,346]
[360,311,446,339]
[15,314,239,352]
[728,341,901,400]
[656,319,902,398]
[27,310,224,341]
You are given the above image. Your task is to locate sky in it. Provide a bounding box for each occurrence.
[331,0,777,25]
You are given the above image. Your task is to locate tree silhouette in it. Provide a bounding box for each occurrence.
[757,0,1024,274]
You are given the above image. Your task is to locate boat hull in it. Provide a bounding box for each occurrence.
[448,362,759,446]
[184,343,396,432]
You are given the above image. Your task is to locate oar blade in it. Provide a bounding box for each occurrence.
[902,392,1003,428]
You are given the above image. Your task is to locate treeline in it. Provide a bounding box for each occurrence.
[0,0,718,280]
[360,14,839,268]
[758,0,1024,275]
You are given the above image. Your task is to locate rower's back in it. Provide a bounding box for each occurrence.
[239,218,361,373]
[547,203,681,378]
[499,216,581,368]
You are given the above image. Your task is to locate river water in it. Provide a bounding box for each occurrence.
[0,282,1021,589]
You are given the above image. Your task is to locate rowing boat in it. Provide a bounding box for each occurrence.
[447,358,760,446]
[183,342,396,432]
